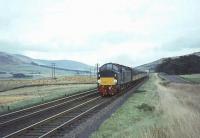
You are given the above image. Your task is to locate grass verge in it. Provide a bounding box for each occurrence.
[0,84,96,113]
[180,74,200,83]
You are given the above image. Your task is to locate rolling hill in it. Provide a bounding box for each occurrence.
[136,52,200,72]
[156,55,200,75]
[0,51,94,79]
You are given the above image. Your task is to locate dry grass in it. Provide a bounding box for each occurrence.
[140,75,200,138]
[0,96,30,104]
[0,76,96,92]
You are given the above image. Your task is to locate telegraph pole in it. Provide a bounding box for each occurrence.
[90,68,92,78]
[96,63,99,79]
[96,63,99,86]
[54,63,56,79]
[94,67,96,76]
[51,63,56,79]
[51,63,53,79]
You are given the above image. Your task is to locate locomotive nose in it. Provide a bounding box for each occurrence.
[98,77,115,85]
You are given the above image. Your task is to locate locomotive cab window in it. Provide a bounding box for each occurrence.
[106,64,112,70]
[113,65,119,72]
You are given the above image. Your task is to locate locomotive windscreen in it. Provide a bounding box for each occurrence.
[99,70,116,77]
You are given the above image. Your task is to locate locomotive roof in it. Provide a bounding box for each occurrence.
[100,63,146,73]
[101,62,133,69]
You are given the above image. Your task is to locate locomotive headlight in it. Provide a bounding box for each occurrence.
[97,79,101,83]
[114,79,117,84]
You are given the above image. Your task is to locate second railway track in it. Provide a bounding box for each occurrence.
[3,96,103,138]
[0,88,98,138]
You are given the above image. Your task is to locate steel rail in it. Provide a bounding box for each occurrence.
[39,101,105,138]
[0,91,98,126]
[3,96,101,138]
[0,88,97,118]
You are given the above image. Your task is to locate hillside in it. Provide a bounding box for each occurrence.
[155,55,200,75]
[0,52,25,65]
[135,59,164,72]
[33,59,91,71]
[136,52,200,72]
[0,51,93,79]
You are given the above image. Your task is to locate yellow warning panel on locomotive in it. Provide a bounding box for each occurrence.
[100,77,115,85]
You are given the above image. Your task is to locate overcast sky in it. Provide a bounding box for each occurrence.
[0,0,200,66]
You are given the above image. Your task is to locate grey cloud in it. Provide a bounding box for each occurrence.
[0,41,54,53]
[107,54,138,67]
[162,36,200,52]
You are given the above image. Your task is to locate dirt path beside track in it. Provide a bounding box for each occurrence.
[159,73,190,83]
[154,75,200,138]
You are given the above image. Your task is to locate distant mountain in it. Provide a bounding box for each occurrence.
[0,51,93,78]
[33,59,91,71]
[13,54,34,64]
[0,51,92,71]
[136,52,200,72]
[0,52,25,65]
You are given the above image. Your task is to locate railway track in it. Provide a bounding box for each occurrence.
[0,88,98,138]
[0,78,147,138]
[3,96,103,138]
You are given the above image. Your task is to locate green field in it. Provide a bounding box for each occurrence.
[91,74,200,138]
[0,84,96,113]
[180,74,200,83]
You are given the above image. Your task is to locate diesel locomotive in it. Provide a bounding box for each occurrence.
[97,63,148,96]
